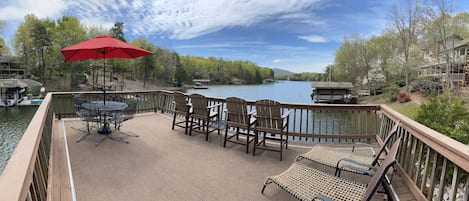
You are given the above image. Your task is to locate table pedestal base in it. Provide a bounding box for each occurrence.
[97,123,112,134]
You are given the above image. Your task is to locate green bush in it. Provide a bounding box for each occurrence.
[383,85,400,102]
[415,94,469,144]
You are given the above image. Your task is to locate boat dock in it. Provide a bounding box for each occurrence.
[311,81,357,104]
[0,79,43,107]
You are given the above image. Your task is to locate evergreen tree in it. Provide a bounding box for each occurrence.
[110,22,126,42]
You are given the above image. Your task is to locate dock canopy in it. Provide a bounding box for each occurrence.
[192,79,210,83]
[20,79,43,87]
[0,79,43,89]
[311,81,353,89]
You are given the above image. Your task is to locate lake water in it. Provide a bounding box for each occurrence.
[0,106,37,174]
[185,81,313,104]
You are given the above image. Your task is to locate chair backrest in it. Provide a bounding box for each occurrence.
[255,99,283,130]
[79,105,98,119]
[73,94,88,109]
[173,92,189,113]
[124,99,138,120]
[108,95,124,102]
[362,138,401,201]
[371,121,400,166]
[226,97,250,125]
[73,94,89,116]
[190,94,209,118]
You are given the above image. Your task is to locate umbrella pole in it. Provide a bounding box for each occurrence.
[103,54,106,104]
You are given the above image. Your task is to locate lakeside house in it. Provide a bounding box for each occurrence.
[417,34,469,90]
[0,56,26,79]
[0,56,44,107]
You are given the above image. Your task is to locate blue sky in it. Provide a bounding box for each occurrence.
[1,0,469,73]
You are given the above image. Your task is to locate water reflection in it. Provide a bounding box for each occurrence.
[0,107,37,174]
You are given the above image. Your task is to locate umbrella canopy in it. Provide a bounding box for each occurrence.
[61,34,152,61]
[61,34,152,104]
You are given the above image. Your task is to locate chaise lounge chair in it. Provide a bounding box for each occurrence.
[295,121,400,176]
[261,139,401,201]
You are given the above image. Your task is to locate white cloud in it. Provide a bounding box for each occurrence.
[272,59,283,63]
[298,35,328,43]
[176,43,234,49]
[0,0,66,20]
[267,45,309,51]
[51,0,324,40]
[80,17,114,31]
[175,40,266,49]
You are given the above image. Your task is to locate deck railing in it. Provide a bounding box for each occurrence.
[0,93,53,201]
[380,105,469,201]
[0,90,467,201]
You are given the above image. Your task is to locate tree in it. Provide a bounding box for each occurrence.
[132,36,157,87]
[369,33,401,84]
[30,19,52,84]
[0,20,11,56]
[389,0,424,92]
[110,22,126,42]
[255,70,262,83]
[109,22,126,81]
[451,12,469,38]
[13,14,39,75]
[423,0,454,91]
[335,35,378,89]
[174,54,188,87]
[55,16,87,87]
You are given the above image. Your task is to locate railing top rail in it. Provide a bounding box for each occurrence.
[0,93,52,201]
[50,89,174,96]
[381,104,469,172]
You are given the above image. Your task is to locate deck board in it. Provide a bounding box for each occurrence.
[52,113,415,201]
[47,119,72,201]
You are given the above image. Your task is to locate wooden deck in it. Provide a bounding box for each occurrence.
[50,113,416,201]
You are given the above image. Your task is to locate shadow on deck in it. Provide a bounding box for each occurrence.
[52,113,415,201]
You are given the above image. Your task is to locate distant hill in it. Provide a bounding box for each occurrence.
[272,68,293,75]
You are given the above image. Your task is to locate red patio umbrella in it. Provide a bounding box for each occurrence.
[61,34,152,103]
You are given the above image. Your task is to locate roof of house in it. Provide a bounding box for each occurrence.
[311,81,354,89]
[455,39,469,48]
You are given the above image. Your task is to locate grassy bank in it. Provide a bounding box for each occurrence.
[361,93,422,120]
[387,101,419,119]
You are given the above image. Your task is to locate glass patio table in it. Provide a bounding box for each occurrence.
[82,101,128,135]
